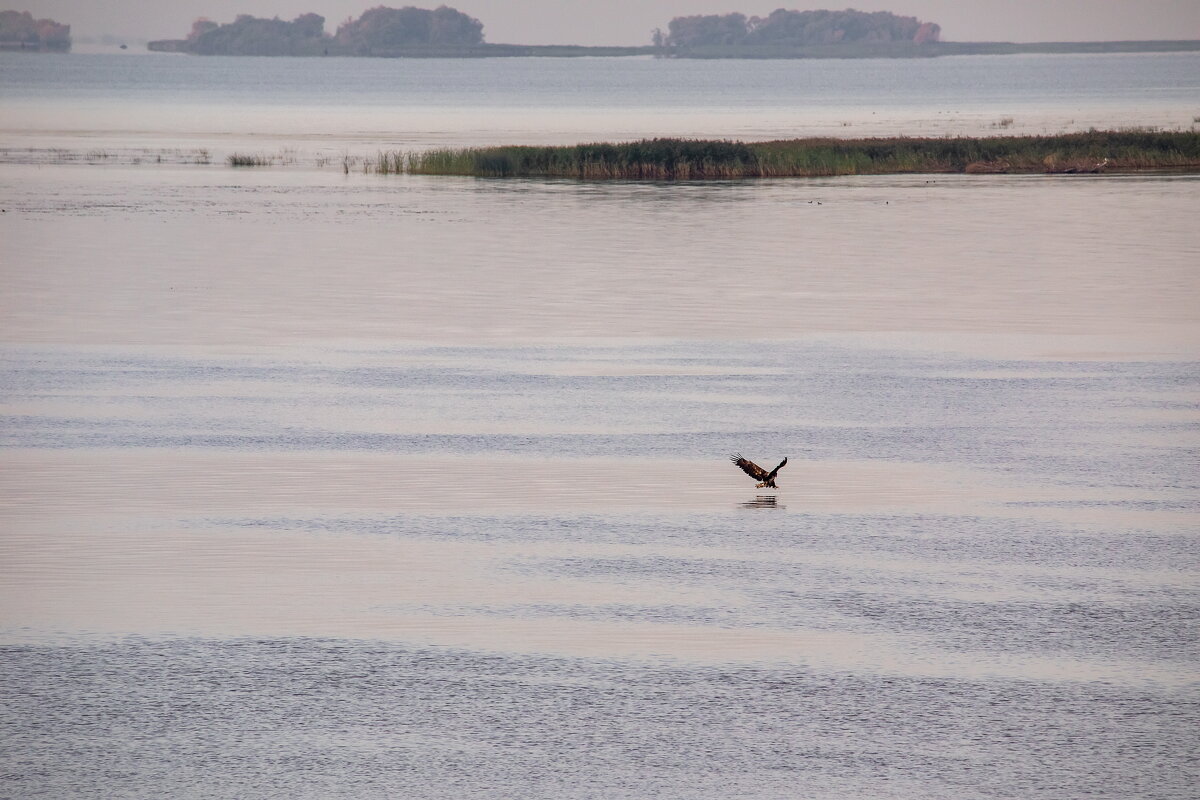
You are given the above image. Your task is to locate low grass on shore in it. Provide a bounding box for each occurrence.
[404,130,1200,180]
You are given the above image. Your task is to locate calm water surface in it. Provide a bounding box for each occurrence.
[1,53,1198,799]
[2,50,1199,151]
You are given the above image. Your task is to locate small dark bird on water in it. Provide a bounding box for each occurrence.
[730,453,788,488]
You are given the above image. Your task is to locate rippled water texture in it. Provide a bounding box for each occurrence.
[1,53,1199,799]
[3,168,1197,347]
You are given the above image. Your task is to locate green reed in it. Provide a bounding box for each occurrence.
[406,131,1200,179]
[227,152,272,167]
[372,150,407,175]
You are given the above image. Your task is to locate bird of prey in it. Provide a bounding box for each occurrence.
[729,453,788,488]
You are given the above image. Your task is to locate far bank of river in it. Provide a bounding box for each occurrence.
[145,38,1200,58]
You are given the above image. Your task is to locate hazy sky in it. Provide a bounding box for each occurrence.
[20,0,1200,46]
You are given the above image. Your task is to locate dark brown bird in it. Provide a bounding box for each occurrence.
[730,453,788,488]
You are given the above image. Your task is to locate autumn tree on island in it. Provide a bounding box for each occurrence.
[184,13,328,55]
[157,5,485,55]
[663,9,940,49]
[335,5,483,53]
[0,9,71,51]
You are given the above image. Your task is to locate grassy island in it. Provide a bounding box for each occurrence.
[401,131,1200,180]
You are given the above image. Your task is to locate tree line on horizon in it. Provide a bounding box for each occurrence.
[0,9,71,51]
[155,5,943,56]
[169,5,484,56]
[656,9,940,49]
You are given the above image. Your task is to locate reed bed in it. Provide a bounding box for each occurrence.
[405,131,1200,180]
[227,152,272,167]
[372,150,407,175]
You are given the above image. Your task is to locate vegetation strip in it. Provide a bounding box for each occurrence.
[402,131,1200,179]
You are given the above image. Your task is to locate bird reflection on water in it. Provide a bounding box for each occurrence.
[741,495,784,510]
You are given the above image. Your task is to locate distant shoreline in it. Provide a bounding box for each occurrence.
[666,39,1200,59]
[144,39,1200,59]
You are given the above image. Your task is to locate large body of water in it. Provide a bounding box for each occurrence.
[3,50,1200,151]
[1,52,1198,799]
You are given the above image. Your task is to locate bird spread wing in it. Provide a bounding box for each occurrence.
[730,453,769,481]
[766,457,788,480]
